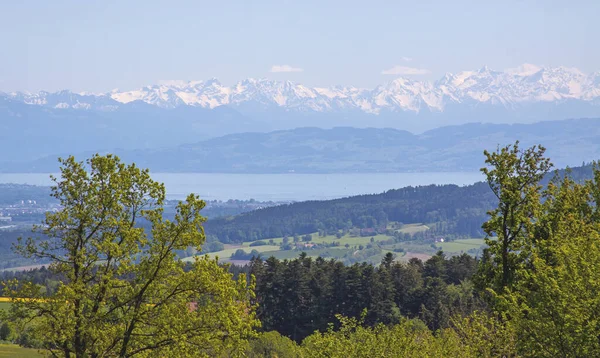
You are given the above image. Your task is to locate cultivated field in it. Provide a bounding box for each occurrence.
[0,344,43,357]
[437,238,486,252]
[189,223,485,264]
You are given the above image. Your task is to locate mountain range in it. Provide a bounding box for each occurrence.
[5,64,600,114]
[2,65,600,134]
[4,118,599,173]
[2,64,600,164]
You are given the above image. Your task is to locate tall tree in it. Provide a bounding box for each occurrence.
[477,142,552,293]
[5,155,258,357]
[503,167,600,356]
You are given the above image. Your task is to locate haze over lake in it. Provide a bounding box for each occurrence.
[0,172,483,201]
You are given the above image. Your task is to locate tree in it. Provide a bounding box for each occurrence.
[500,168,600,356]
[477,147,600,356]
[245,331,302,358]
[5,155,258,357]
[0,321,11,341]
[477,142,552,292]
[301,313,464,357]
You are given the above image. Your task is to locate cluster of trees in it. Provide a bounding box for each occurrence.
[2,148,600,357]
[249,252,479,342]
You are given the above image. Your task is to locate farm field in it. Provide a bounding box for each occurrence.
[393,223,430,234]
[182,245,281,262]
[265,248,354,260]
[189,223,486,264]
[436,238,486,253]
[0,344,43,357]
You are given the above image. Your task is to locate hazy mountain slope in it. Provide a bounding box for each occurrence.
[0,96,267,161]
[4,118,599,173]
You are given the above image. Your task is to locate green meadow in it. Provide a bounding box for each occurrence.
[186,223,485,264]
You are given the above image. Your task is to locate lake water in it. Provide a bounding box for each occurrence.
[0,172,484,202]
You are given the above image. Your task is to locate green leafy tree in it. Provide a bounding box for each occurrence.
[477,142,552,292]
[5,155,258,357]
[477,144,600,356]
[499,169,600,356]
[452,311,518,358]
[301,312,464,357]
[245,331,302,358]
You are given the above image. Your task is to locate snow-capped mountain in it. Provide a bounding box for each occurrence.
[4,64,600,115]
[5,90,120,111]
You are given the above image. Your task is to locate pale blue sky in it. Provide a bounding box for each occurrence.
[1,0,598,92]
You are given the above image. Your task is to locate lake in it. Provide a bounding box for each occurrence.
[0,172,484,202]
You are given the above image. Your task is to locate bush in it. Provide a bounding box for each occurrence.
[301,315,463,357]
[203,241,225,253]
[249,240,268,247]
[246,331,302,358]
[0,322,11,341]
[231,249,260,260]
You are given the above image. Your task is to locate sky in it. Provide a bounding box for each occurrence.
[1,0,598,92]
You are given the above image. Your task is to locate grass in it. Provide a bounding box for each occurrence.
[189,233,394,263]
[182,245,281,262]
[0,344,43,357]
[0,302,11,311]
[263,248,353,260]
[183,223,458,264]
[436,238,486,253]
[396,223,430,234]
[309,234,392,246]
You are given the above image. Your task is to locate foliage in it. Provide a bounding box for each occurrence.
[202,240,224,253]
[244,331,302,358]
[499,167,600,357]
[451,311,518,357]
[300,312,464,357]
[477,143,600,356]
[0,322,10,341]
[231,249,261,260]
[4,155,258,357]
[477,142,552,292]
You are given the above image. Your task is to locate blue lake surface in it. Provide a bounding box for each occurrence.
[0,172,484,202]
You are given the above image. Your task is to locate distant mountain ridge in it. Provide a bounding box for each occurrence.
[4,118,600,173]
[4,65,600,116]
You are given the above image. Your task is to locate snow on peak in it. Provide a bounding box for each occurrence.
[7,65,600,113]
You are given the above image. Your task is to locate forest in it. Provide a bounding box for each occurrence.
[0,145,599,357]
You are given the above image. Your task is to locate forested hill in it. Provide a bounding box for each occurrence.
[204,162,598,243]
[0,184,52,205]
[204,182,496,243]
